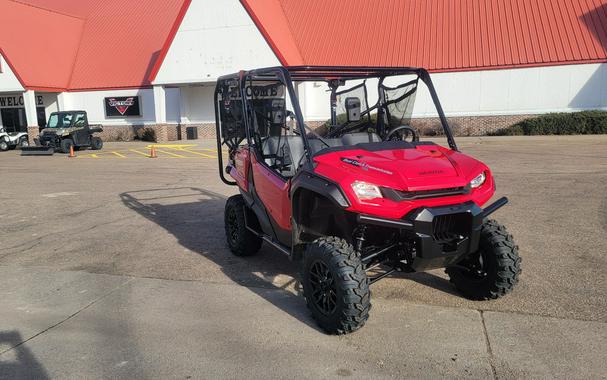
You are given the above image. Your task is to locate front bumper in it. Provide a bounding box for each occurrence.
[357,197,508,271]
[37,134,61,148]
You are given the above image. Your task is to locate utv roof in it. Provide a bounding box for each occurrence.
[285,66,427,80]
[220,66,429,81]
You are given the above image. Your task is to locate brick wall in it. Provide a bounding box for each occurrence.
[178,123,217,140]
[411,114,536,137]
[82,114,535,143]
[95,125,138,142]
[92,124,181,142]
[27,126,39,144]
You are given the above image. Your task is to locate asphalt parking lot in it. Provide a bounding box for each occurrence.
[1,136,606,379]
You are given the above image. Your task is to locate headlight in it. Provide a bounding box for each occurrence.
[470,172,487,189]
[351,181,383,200]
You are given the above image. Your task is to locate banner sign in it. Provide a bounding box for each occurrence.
[104,96,141,117]
[0,95,44,109]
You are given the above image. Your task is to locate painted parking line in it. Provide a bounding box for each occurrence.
[72,146,220,159]
[146,144,198,149]
[157,149,187,158]
[129,149,151,157]
[178,148,217,158]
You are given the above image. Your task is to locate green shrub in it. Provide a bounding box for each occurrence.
[490,111,607,136]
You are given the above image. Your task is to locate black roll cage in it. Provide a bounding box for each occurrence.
[215,66,458,186]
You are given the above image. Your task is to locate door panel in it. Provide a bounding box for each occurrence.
[72,112,90,145]
[251,153,291,231]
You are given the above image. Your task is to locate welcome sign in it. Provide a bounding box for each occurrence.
[0,95,44,108]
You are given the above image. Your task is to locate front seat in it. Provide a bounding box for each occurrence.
[341,132,382,145]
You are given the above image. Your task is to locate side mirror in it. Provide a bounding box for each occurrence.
[345,97,361,122]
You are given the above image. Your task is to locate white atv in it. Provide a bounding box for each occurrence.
[0,126,29,151]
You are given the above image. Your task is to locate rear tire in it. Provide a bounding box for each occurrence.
[446,219,521,300]
[224,195,262,256]
[302,237,370,335]
[60,139,74,154]
[91,137,103,150]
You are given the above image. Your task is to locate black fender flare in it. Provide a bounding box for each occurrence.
[290,170,350,212]
[290,171,352,256]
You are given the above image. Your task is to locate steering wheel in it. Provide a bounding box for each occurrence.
[385,125,419,142]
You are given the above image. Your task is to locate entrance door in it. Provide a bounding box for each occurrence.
[0,108,27,133]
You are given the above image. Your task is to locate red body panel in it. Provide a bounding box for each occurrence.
[312,145,494,220]
[250,154,292,231]
[230,144,495,225]
[231,148,250,191]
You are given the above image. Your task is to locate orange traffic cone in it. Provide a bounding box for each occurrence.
[69,145,75,158]
[150,145,157,158]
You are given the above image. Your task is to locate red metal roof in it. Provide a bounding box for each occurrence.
[0,0,188,91]
[242,0,607,71]
[0,0,84,91]
[3,0,606,92]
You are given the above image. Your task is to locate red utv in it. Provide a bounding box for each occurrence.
[214,66,521,334]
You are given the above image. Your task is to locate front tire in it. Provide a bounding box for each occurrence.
[224,195,262,256]
[0,139,8,151]
[302,237,370,335]
[446,219,521,300]
[60,138,74,154]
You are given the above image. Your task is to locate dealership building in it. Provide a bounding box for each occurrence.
[1,0,606,142]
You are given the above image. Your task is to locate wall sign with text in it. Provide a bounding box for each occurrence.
[0,95,44,109]
[104,96,141,117]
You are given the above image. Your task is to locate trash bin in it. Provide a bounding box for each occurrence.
[186,126,198,140]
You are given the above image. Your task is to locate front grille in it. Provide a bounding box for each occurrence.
[386,187,468,201]
[432,213,471,242]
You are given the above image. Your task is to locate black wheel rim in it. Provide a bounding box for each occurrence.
[459,250,488,280]
[226,208,239,244]
[309,260,337,315]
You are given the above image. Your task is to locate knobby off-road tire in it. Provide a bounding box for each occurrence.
[446,219,521,300]
[0,139,9,151]
[91,137,103,150]
[60,138,74,154]
[224,195,262,256]
[302,237,371,335]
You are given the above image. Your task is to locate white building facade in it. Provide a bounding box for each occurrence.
[1,0,606,142]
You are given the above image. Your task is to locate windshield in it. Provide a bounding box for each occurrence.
[47,113,74,128]
[303,76,419,138]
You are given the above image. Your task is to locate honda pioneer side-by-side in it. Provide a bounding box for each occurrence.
[214,66,521,334]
